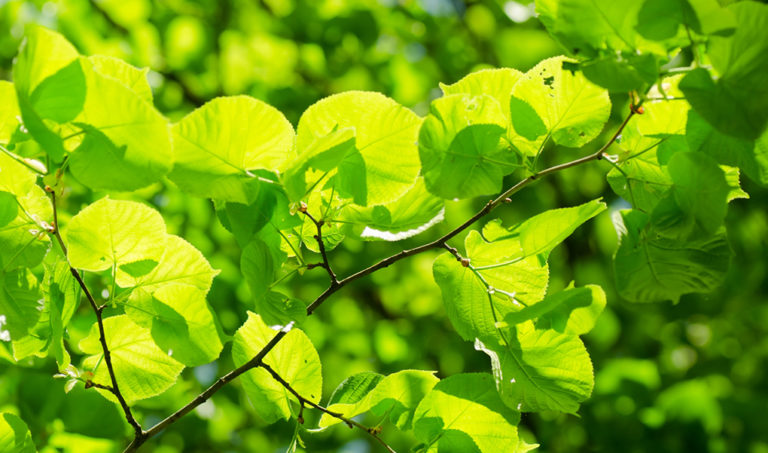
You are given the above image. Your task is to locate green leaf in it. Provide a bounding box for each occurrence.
[232,313,322,423]
[281,127,356,203]
[118,259,158,279]
[255,291,307,328]
[0,157,52,270]
[511,56,611,155]
[87,55,152,102]
[0,269,42,342]
[116,234,218,293]
[419,94,518,199]
[0,192,17,229]
[80,315,184,402]
[66,198,167,273]
[319,370,439,430]
[0,412,36,453]
[686,110,768,186]
[433,231,548,342]
[296,91,422,206]
[494,199,606,259]
[169,96,295,203]
[125,284,224,367]
[0,82,21,145]
[477,322,594,413]
[12,27,84,161]
[613,210,731,303]
[69,61,171,191]
[440,68,524,120]
[340,178,445,241]
[508,96,547,141]
[503,285,606,336]
[650,152,729,239]
[241,237,282,301]
[680,2,768,139]
[413,373,531,453]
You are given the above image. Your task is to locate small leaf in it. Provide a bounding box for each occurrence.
[79,315,184,402]
[232,313,322,423]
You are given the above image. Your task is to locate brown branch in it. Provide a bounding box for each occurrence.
[48,190,143,438]
[300,208,339,285]
[260,363,396,453]
[124,109,635,450]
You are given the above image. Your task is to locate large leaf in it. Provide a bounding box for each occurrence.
[65,198,167,273]
[68,61,171,191]
[511,56,611,155]
[232,313,322,423]
[412,373,532,453]
[433,231,548,342]
[125,284,223,367]
[80,315,184,402]
[419,94,518,199]
[440,68,524,120]
[12,26,85,161]
[477,322,594,413]
[319,370,439,429]
[0,269,42,342]
[679,2,768,139]
[87,55,152,103]
[296,91,422,206]
[0,82,21,144]
[115,234,218,293]
[0,412,36,453]
[169,96,295,203]
[613,210,731,303]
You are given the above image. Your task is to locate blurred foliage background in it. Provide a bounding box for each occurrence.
[1,0,767,452]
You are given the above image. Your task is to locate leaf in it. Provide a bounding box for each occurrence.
[0,412,36,453]
[340,178,445,241]
[87,55,152,102]
[116,234,218,293]
[281,127,356,203]
[419,94,518,199]
[492,198,607,259]
[413,373,530,453]
[686,110,768,186]
[65,197,167,273]
[433,231,548,342]
[319,370,439,430]
[650,152,730,239]
[0,82,21,144]
[0,192,17,229]
[0,269,42,342]
[440,68,524,120]
[118,259,158,279]
[613,210,731,303]
[169,96,295,203]
[477,322,594,413]
[232,313,322,423]
[679,2,768,139]
[69,61,172,191]
[508,96,547,141]
[125,284,223,367]
[296,91,422,206]
[503,285,606,336]
[79,315,184,402]
[0,153,52,270]
[255,291,307,328]
[12,26,85,161]
[511,57,611,155]
[241,237,281,301]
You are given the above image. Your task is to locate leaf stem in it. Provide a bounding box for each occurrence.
[301,209,339,285]
[260,363,396,453]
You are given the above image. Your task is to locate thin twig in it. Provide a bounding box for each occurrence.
[260,363,396,453]
[48,190,144,438]
[300,209,339,285]
[128,109,636,450]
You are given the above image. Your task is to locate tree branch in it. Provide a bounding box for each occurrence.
[125,109,635,450]
[260,363,396,453]
[300,207,339,285]
[47,190,144,437]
